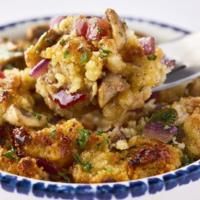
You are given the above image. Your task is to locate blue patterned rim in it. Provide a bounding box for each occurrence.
[0,16,195,199]
[1,161,200,199]
[0,15,191,35]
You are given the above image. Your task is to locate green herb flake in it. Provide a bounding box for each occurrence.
[49,128,56,138]
[97,27,103,34]
[103,167,113,173]
[96,130,104,135]
[59,39,66,46]
[99,48,112,58]
[58,172,70,182]
[182,154,193,166]
[80,52,89,65]
[150,108,177,125]
[3,147,17,160]
[76,129,90,149]
[63,50,70,59]
[33,112,42,120]
[74,153,81,163]
[147,54,157,61]
[74,154,92,172]
[82,161,92,172]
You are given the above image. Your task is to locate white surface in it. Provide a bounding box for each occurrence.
[160,32,200,66]
[0,0,199,32]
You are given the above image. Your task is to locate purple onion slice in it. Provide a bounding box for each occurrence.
[53,90,86,108]
[29,59,50,78]
[37,158,58,174]
[0,71,5,78]
[162,57,176,71]
[143,122,178,143]
[49,16,65,28]
[139,36,155,55]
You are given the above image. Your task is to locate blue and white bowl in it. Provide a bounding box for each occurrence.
[0,16,198,200]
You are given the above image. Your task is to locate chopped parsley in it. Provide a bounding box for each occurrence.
[33,112,42,120]
[49,128,56,138]
[150,108,177,125]
[74,153,82,163]
[103,167,113,173]
[96,130,104,135]
[182,154,193,166]
[3,147,18,160]
[147,54,157,61]
[99,48,112,58]
[82,162,92,172]
[58,172,70,182]
[76,129,90,149]
[63,50,70,59]
[80,52,89,64]
[74,154,92,172]
[59,39,66,46]
[97,27,103,34]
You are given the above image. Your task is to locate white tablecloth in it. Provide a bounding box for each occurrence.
[0,0,199,31]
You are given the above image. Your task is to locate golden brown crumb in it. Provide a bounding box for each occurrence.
[21,119,83,167]
[183,114,200,157]
[72,134,129,183]
[0,148,48,180]
[127,137,182,179]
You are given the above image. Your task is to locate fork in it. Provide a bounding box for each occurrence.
[153,32,200,92]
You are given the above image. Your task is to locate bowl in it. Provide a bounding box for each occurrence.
[0,15,199,200]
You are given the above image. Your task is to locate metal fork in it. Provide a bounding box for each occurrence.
[153,32,200,92]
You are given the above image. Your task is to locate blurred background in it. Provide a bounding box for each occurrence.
[0,0,199,31]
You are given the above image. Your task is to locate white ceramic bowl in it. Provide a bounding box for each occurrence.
[0,16,199,200]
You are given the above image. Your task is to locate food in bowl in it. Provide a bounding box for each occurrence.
[0,8,198,183]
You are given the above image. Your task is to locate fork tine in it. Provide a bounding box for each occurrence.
[170,64,186,73]
[153,66,200,92]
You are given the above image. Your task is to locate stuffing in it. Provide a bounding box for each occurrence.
[183,114,200,157]
[13,119,83,168]
[127,137,182,179]
[0,68,48,127]
[72,134,129,183]
[0,8,199,184]
[72,135,182,183]
[0,148,48,180]
[25,8,168,128]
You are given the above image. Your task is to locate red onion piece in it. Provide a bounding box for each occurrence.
[53,90,86,108]
[149,91,159,101]
[75,17,110,41]
[0,71,5,78]
[86,18,110,41]
[37,158,58,174]
[76,18,88,37]
[143,122,178,143]
[162,57,176,71]
[29,59,50,78]
[139,36,156,55]
[49,16,65,28]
